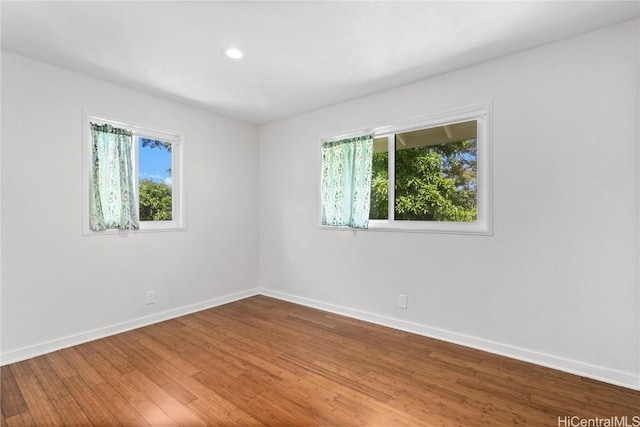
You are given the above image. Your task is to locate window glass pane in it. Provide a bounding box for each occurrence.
[370,136,389,220]
[138,138,172,221]
[395,120,477,222]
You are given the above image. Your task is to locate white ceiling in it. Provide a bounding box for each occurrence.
[2,1,638,124]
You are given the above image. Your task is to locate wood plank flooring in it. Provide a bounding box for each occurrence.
[2,295,639,426]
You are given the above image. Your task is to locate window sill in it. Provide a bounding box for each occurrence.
[83,224,186,236]
[320,220,492,236]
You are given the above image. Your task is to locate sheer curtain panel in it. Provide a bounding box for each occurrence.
[89,123,139,231]
[321,134,374,228]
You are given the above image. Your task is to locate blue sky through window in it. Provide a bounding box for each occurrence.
[139,139,172,186]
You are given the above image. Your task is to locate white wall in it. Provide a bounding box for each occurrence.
[259,20,640,388]
[1,51,259,362]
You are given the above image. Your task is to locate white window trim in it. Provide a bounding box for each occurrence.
[319,101,492,235]
[82,112,186,235]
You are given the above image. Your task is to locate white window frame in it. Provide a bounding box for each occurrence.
[83,113,185,235]
[320,101,492,235]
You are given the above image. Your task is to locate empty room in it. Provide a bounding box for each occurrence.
[1,1,640,425]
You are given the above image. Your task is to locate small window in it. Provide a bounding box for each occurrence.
[83,114,184,234]
[321,102,491,235]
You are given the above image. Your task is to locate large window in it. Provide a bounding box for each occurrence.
[83,114,184,234]
[321,102,491,235]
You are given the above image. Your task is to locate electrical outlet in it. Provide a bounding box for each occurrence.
[145,290,155,305]
[398,294,408,309]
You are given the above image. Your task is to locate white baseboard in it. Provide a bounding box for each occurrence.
[260,288,640,391]
[0,288,260,366]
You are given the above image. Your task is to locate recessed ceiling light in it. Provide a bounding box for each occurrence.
[222,47,243,59]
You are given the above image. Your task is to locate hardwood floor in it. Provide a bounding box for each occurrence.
[1,296,639,426]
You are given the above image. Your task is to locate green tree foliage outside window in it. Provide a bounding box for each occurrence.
[370,139,477,222]
[139,179,172,221]
[140,137,171,152]
[138,138,172,221]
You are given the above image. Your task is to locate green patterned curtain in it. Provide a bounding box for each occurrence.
[321,134,374,228]
[89,123,139,231]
